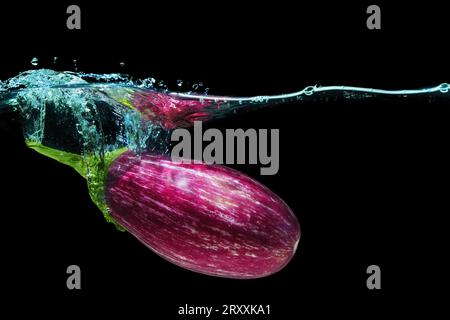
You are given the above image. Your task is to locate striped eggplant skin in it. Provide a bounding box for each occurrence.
[105,152,300,279]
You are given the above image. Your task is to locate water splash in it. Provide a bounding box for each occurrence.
[0,70,448,179]
[0,69,448,163]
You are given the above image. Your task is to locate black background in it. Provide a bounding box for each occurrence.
[0,1,449,318]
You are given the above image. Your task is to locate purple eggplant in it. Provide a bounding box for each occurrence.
[106,152,300,279]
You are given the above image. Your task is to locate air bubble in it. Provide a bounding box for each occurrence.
[439,83,449,93]
[304,86,315,96]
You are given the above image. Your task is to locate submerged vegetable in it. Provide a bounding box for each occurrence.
[106,152,300,278]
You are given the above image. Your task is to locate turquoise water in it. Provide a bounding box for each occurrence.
[0,69,448,225]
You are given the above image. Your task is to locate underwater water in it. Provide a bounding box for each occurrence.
[0,69,448,278]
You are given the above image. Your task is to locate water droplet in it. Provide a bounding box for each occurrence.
[439,83,449,93]
[120,62,125,67]
[138,78,156,88]
[177,80,183,87]
[73,59,78,71]
[304,86,315,96]
[31,57,39,66]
